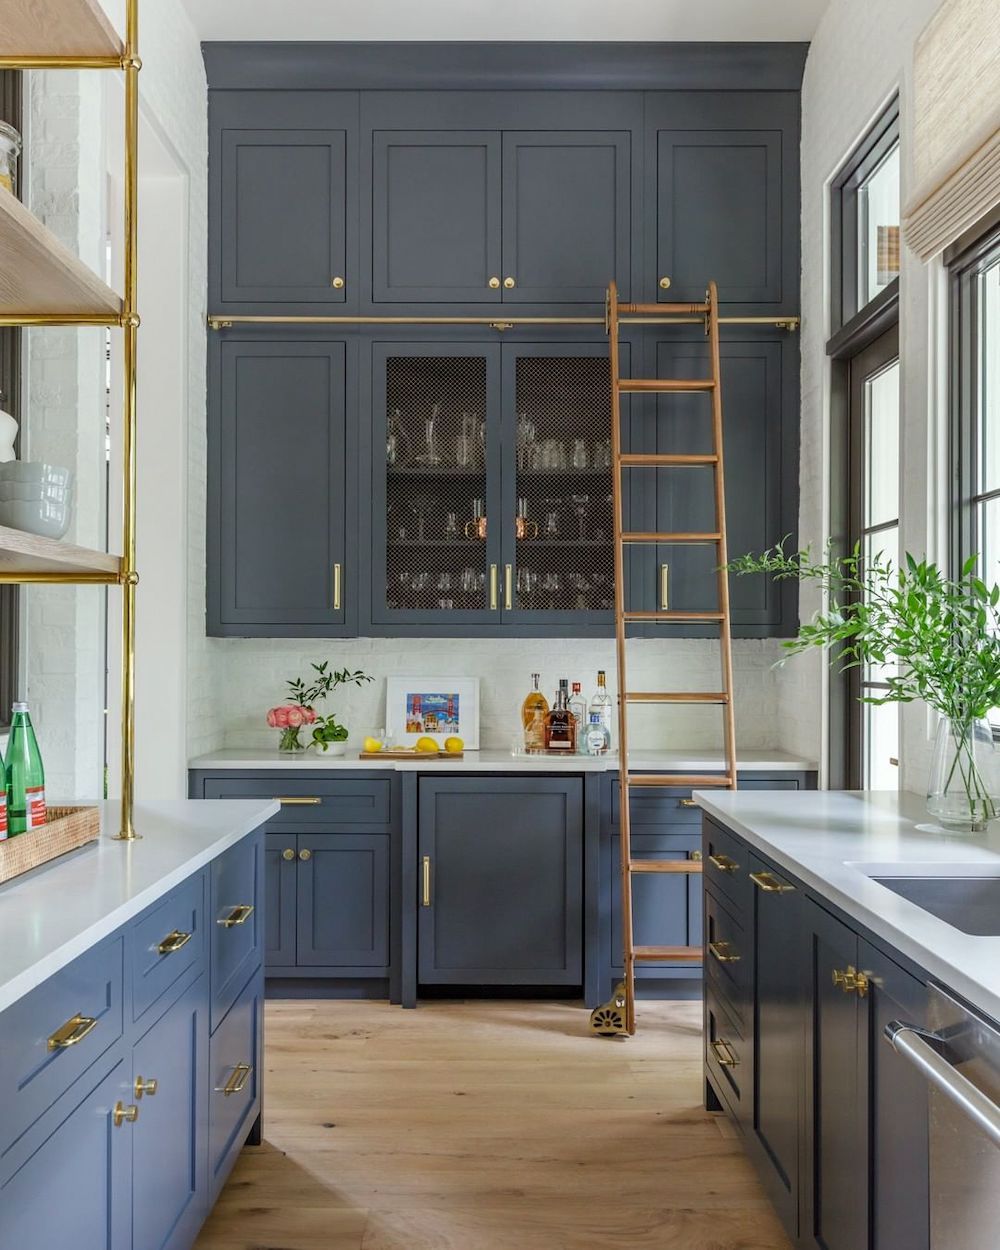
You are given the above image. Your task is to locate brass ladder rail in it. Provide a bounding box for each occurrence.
[589,280,737,1039]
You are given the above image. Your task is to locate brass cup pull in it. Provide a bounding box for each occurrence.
[134,1075,158,1099]
[422,855,432,907]
[832,966,869,997]
[710,1038,738,1067]
[503,276,516,289]
[217,1062,252,1097]
[282,847,296,861]
[299,848,312,862]
[750,871,795,894]
[488,276,501,289]
[157,929,192,956]
[113,1101,139,1127]
[277,796,322,806]
[659,276,672,290]
[708,853,739,874]
[331,275,345,289]
[218,904,254,928]
[708,940,740,964]
[47,1013,98,1051]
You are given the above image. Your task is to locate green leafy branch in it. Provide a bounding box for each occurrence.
[285,661,373,750]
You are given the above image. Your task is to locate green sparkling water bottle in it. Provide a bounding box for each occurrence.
[6,702,46,836]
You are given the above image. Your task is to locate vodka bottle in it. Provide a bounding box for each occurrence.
[568,682,587,754]
[585,670,613,756]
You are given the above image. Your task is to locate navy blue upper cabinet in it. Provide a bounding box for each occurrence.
[211,92,359,311]
[645,93,800,311]
[209,336,355,637]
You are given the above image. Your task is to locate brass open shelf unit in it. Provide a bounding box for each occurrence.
[0,0,141,840]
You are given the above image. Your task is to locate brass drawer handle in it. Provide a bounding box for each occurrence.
[157,929,192,955]
[113,1101,139,1127]
[750,871,795,894]
[277,796,322,806]
[832,966,869,997]
[218,904,254,928]
[679,798,699,808]
[134,1075,158,1099]
[708,940,740,964]
[217,1062,252,1096]
[709,853,739,874]
[47,1013,98,1051]
[710,1038,738,1067]
[422,855,432,907]
[282,847,295,861]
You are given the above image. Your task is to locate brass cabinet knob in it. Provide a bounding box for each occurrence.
[503,276,516,289]
[282,847,295,861]
[113,1101,139,1127]
[331,276,345,289]
[299,848,312,861]
[659,276,672,290]
[134,1075,158,1099]
[488,276,501,289]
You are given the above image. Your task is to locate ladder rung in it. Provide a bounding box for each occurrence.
[620,531,721,544]
[629,860,704,875]
[619,453,718,468]
[619,301,709,316]
[625,692,729,705]
[625,774,734,788]
[632,945,703,963]
[623,610,724,623]
[618,377,715,394]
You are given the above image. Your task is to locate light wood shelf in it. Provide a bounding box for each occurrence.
[0,0,122,59]
[0,524,122,580]
[0,186,121,319]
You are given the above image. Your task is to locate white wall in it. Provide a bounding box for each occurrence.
[783,0,947,788]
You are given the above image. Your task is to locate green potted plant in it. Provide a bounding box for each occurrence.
[284,661,373,755]
[729,543,1000,832]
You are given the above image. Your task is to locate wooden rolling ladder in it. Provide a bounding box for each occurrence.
[589,280,737,1039]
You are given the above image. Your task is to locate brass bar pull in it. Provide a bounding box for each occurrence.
[708,853,739,874]
[333,562,342,611]
[504,564,512,610]
[711,1038,738,1067]
[277,796,322,806]
[217,1063,252,1096]
[157,929,192,956]
[134,1076,158,1099]
[708,940,740,964]
[422,855,432,907]
[679,798,699,808]
[113,1101,139,1127]
[47,1013,98,1051]
[217,904,254,928]
[489,564,498,610]
[750,871,795,894]
[660,563,669,611]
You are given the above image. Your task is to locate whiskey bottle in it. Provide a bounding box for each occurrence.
[522,673,549,753]
[545,679,576,752]
[568,682,587,754]
[585,670,613,755]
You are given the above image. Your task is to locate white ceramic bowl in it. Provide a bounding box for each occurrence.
[0,482,72,502]
[0,498,71,539]
[0,461,72,488]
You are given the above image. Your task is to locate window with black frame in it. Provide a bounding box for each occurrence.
[0,69,21,731]
[828,97,901,789]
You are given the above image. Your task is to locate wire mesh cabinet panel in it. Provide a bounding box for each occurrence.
[371,342,503,628]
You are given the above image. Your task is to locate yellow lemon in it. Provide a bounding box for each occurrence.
[415,736,440,753]
[362,736,383,753]
[443,736,464,754]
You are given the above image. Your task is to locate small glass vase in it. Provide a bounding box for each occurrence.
[277,726,305,753]
[926,715,1000,833]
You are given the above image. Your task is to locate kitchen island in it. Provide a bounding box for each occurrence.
[694,788,1000,1250]
[0,798,276,1250]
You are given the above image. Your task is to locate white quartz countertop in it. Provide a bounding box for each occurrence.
[189,747,817,774]
[0,799,278,1014]
[693,789,1000,1022]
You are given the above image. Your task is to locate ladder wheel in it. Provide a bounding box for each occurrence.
[589,983,629,1038]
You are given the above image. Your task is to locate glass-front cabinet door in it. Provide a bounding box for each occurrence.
[372,342,503,628]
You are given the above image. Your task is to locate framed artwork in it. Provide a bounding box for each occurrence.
[385,676,480,749]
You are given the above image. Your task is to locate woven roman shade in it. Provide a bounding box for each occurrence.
[903,0,1000,260]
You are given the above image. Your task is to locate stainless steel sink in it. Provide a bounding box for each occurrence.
[869,875,1000,936]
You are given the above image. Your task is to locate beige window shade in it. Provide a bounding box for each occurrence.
[903,0,1000,260]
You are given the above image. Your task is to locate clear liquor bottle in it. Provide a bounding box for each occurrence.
[522,673,549,754]
[585,670,613,755]
[568,682,587,755]
[6,701,46,835]
[545,679,576,752]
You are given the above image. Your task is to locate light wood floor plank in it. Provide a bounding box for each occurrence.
[195,999,792,1250]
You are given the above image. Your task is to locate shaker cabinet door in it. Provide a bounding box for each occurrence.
[211,337,352,636]
[372,130,502,303]
[296,834,391,971]
[264,834,298,968]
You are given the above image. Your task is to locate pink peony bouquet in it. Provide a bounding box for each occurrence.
[266,704,316,751]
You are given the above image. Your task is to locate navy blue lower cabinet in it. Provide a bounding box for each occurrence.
[418,776,584,986]
[131,972,210,1250]
[208,966,264,1205]
[297,833,390,971]
[264,833,299,967]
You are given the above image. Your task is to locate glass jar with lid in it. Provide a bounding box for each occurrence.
[0,121,21,195]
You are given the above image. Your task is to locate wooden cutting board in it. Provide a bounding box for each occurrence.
[358,749,464,760]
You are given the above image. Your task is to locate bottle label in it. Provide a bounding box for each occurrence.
[25,786,46,830]
[0,792,6,840]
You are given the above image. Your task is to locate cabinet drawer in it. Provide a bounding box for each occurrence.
[0,937,124,1156]
[203,777,391,828]
[703,818,751,915]
[704,886,748,1022]
[209,968,261,1203]
[211,833,263,1032]
[705,982,746,1118]
[611,782,704,828]
[130,872,205,1023]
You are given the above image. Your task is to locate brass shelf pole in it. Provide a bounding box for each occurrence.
[113,0,141,842]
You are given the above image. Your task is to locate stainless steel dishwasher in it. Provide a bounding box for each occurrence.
[886,984,1000,1250]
